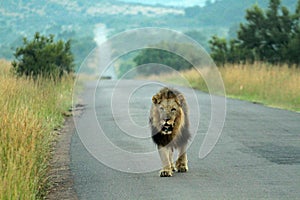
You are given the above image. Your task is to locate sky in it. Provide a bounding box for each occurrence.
[117,0,216,7]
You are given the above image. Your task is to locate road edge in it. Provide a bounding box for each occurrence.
[46,105,84,200]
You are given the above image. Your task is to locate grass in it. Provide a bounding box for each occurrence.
[0,60,74,199]
[145,63,300,112]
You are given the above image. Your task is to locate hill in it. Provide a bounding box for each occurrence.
[0,0,183,64]
[0,0,298,66]
[185,0,297,26]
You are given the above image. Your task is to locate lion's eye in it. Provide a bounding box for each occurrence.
[171,108,176,112]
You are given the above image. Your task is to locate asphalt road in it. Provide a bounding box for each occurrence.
[70,80,300,199]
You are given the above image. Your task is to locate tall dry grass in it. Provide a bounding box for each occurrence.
[0,60,74,199]
[147,63,300,111]
[219,63,300,111]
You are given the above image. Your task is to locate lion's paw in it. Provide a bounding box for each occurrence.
[159,169,173,177]
[177,166,188,172]
[176,162,188,173]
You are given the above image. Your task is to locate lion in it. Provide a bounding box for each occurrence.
[150,87,191,177]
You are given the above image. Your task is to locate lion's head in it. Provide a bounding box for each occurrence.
[151,88,185,135]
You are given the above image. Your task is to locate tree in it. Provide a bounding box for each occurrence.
[132,41,203,76]
[209,36,228,66]
[12,32,75,79]
[238,0,298,64]
[209,0,300,66]
[238,5,266,61]
[284,0,300,65]
[209,36,254,65]
[133,48,192,76]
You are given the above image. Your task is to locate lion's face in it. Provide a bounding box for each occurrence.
[157,98,182,134]
[152,88,185,135]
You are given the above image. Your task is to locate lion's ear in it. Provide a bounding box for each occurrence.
[152,94,161,104]
[176,94,185,106]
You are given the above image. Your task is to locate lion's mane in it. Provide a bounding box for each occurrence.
[149,87,191,147]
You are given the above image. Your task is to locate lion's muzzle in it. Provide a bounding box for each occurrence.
[161,121,174,135]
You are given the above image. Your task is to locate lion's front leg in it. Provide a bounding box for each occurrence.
[176,145,188,173]
[158,146,173,177]
[169,148,176,172]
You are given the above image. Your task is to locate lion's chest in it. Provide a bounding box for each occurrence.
[151,130,178,147]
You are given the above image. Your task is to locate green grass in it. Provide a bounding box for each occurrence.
[146,63,300,112]
[0,60,74,199]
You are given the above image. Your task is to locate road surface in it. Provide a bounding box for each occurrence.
[70,80,300,199]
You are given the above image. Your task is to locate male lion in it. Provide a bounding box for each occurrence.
[150,87,191,177]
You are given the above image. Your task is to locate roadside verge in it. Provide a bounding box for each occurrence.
[46,104,84,200]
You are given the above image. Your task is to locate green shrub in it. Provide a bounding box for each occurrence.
[12,32,75,79]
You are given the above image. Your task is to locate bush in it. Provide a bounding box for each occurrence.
[12,32,75,79]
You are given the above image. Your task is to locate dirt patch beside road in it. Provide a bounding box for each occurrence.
[46,105,84,200]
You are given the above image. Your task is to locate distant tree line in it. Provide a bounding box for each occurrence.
[132,42,204,76]
[133,49,192,75]
[209,0,300,66]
